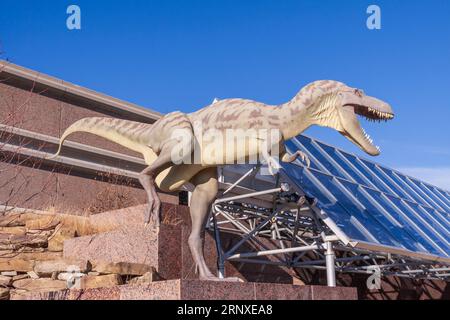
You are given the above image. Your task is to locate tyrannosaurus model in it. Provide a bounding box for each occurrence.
[53,80,394,281]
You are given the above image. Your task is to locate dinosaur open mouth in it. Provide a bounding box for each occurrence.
[340,104,394,155]
[354,105,394,122]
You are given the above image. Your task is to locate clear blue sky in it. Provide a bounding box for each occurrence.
[1,0,449,189]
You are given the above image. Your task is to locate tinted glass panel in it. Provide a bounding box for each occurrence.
[340,153,392,194]
[319,143,368,185]
[284,135,450,259]
[365,162,411,200]
[412,180,450,212]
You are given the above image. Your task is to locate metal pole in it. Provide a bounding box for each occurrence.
[325,241,336,287]
[214,187,282,204]
[227,244,322,260]
[211,211,225,279]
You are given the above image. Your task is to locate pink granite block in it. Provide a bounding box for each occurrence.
[88,203,189,233]
[180,225,220,280]
[156,225,183,280]
[68,287,121,300]
[254,282,311,300]
[88,205,148,231]
[64,224,161,267]
[180,280,255,300]
[120,280,181,300]
[311,285,357,300]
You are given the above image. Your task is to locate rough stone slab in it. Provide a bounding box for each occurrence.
[13,274,30,281]
[0,274,12,286]
[0,234,47,250]
[92,261,156,276]
[9,289,31,300]
[10,287,120,300]
[128,271,160,285]
[0,226,27,235]
[0,259,35,272]
[0,213,54,227]
[48,227,76,252]
[26,214,96,236]
[0,287,10,300]
[80,274,122,289]
[34,259,90,276]
[25,216,60,230]
[0,251,63,261]
[27,271,39,279]
[12,278,67,292]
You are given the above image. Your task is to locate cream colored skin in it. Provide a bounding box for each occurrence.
[53,80,394,281]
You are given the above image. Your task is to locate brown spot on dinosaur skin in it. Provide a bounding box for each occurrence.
[268,121,280,127]
[250,109,263,118]
[159,115,184,130]
[289,106,299,116]
[220,110,242,122]
[248,120,263,128]
[227,99,241,106]
[92,118,103,126]
[216,124,234,130]
[268,115,279,120]
[201,113,212,126]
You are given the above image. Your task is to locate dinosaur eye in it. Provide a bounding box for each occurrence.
[355,89,364,97]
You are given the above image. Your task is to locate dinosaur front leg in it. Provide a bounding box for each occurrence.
[281,150,311,167]
[189,169,242,282]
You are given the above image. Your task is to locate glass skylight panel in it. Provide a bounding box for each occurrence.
[282,135,450,260]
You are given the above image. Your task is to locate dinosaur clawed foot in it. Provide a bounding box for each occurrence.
[143,199,161,229]
[297,151,311,167]
[284,150,310,167]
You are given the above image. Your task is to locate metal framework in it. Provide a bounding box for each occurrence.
[208,165,450,287]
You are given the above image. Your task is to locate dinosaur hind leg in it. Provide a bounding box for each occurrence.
[189,168,242,282]
[140,140,182,228]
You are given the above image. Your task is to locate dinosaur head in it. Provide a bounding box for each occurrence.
[304,80,394,156]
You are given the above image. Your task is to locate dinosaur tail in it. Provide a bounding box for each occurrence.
[49,117,152,159]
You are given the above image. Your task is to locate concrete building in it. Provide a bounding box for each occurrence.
[0,60,178,215]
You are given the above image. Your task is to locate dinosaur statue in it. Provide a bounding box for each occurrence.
[52,80,394,281]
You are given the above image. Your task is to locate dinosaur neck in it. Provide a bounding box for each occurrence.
[272,93,315,140]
